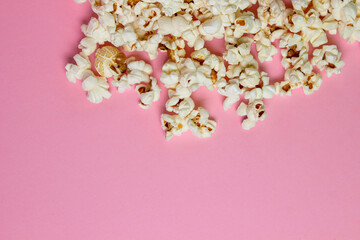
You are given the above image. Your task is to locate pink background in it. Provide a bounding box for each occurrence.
[1,1,360,239]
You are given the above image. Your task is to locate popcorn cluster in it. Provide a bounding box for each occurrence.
[66,0,355,140]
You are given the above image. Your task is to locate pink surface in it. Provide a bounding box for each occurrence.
[1,1,360,239]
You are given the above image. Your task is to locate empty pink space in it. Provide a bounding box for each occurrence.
[0,1,360,240]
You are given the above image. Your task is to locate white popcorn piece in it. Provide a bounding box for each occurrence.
[68,0,355,138]
[187,107,217,138]
[161,114,189,140]
[157,15,191,37]
[244,72,276,101]
[136,4,161,31]
[78,37,97,56]
[199,16,225,40]
[338,19,360,43]
[258,0,286,28]
[313,0,330,16]
[302,72,323,95]
[110,24,138,47]
[158,0,188,16]
[283,9,307,33]
[82,70,111,104]
[65,52,92,83]
[311,45,345,77]
[284,68,306,89]
[254,31,278,62]
[135,77,161,109]
[237,100,267,130]
[81,18,110,44]
[166,96,195,119]
[224,37,253,65]
[322,14,338,35]
[274,81,292,96]
[233,12,261,38]
[291,0,311,10]
[331,0,357,24]
[160,60,181,89]
[159,37,186,63]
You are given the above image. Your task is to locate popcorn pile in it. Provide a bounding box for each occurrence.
[66,0,356,140]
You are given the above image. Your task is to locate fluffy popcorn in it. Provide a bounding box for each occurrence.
[254,31,278,62]
[313,0,330,16]
[311,45,345,77]
[135,77,161,109]
[338,19,360,43]
[67,0,355,140]
[82,70,112,104]
[159,37,186,63]
[161,114,188,140]
[301,9,328,47]
[199,16,225,40]
[291,0,311,10]
[112,58,153,92]
[237,100,267,130]
[257,0,286,28]
[81,18,110,44]
[166,96,195,119]
[243,72,277,101]
[233,12,261,38]
[224,37,253,65]
[187,107,217,138]
[303,72,323,95]
[283,9,307,33]
[94,46,127,77]
[160,60,181,89]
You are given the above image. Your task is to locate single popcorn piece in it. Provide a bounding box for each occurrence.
[187,107,217,139]
[94,46,127,77]
[311,45,345,77]
[302,72,323,95]
[65,52,92,83]
[166,95,195,119]
[82,70,112,104]
[237,100,267,130]
[161,114,189,140]
[233,12,261,38]
[135,77,161,109]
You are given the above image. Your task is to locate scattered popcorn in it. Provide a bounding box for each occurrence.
[67,0,355,140]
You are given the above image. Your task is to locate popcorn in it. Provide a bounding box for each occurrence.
[302,72,323,95]
[233,12,261,38]
[94,46,127,77]
[161,114,188,140]
[187,107,217,138]
[166,96,195,119]
[311,45,345,77]
[254,31,278,62]
[78,37,98,56]
[237,100,267,130]
[135,77,161,109]
[81,18,110,44]
[65,53,92,83]
[82,70,112,104]
[257,0,286,28]
[67,0,354,140]
[112,58,153,92]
